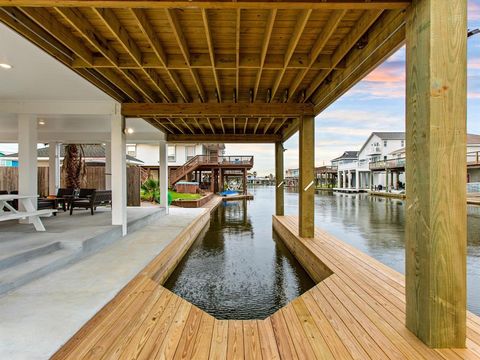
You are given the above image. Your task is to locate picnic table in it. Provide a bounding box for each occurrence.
[0,194,56,231]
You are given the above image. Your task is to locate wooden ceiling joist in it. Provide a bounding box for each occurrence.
[121,103,315,117]
[166,133,283,143]
[165,8,206,102]
[0,1,411,10]
[270,9,311,102]
[130,8,187,102]
[305,9,383,101]
[287,9,346,102]
[0,2,407,141]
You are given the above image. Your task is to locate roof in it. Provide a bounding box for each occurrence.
[0,3,407,143]
[468,134,480,144]
[371,132,405,140]
[358,132,404,154]
[331,151,359,162]
[7,144,143,164]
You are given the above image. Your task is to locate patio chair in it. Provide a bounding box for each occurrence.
[70,189,111,215]
[38,188,75,213]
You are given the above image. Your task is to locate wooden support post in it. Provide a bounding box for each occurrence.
[406,0,467,348]
[210,169,214,193]
[243,168,247,195]
[275,141,284,216]
[299,115,314,238]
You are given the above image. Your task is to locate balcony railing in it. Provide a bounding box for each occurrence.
[467,151,480,165]
[369,157,406,170]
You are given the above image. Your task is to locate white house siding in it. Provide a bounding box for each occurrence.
[357,134,405,162]
[134,144,206,167]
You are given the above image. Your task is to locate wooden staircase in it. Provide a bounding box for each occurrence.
[169,155,203,186]
[169,155,254,186]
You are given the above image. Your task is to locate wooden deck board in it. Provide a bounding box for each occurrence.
[52,215,480,359]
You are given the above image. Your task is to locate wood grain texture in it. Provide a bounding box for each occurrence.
[299,114,315,237]
[405,0,467,348]
[275,141,284,216]
[52,215,480,359]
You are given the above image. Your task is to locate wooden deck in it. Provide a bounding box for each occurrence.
[52,215,480,359]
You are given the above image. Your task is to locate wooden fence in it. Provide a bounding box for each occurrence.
[0,165,141,206]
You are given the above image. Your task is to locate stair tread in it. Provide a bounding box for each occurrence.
[0,248,75,284]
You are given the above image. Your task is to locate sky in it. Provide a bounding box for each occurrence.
[226,0,480,176]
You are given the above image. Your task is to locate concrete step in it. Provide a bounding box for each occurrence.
[0,241,62,271]
[0,248,77,296]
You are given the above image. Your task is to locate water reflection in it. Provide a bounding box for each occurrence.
[285,189,480,315]
[164,190,315,320]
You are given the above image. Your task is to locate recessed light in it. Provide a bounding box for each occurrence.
[0,63,12,70]
[124,127,134,134]
[38,119,45,125]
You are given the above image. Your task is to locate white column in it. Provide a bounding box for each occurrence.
[159,141,169,213]
[342,171,346,188]
[105,142,112,190]
[18,114,37,215]
[48,142,61,195]
[355,170,359,190]
[337,171,341,188]
[111,104,127,236]
[347,170,351,188]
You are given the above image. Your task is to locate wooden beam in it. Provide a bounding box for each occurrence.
[288,9,346,101]
[270,9,311,101]
[92,7,166,102]
[131,9,187,102]
[405,0,467,348]
[17,7,143,101]
[305,9,383,100]
[202,9,222,103]
[71,52,343,71]
[122,103,314,117]
[165,8,206,102]
[166,133,282,143]
[235,9,240,102]
[275,141,284,216]
[253,9,276,102]
[313,10,405,113]
[0,1,411,10]
[299,114,314,237]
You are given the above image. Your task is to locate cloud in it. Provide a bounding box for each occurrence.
[469,0,480,22]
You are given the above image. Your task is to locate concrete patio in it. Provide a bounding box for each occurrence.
[0,207,204,360]
[0,206,165,296]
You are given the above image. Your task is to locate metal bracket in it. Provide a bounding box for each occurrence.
[304,180,314,192]
[277,180,284,188]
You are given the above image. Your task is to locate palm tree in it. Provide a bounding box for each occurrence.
[62,144,86,189]
[141,178,160,203]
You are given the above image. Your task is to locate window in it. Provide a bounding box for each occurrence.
[186,146,196,161]
[168,145,176,162]
[383,140,388,147]
[126,144,136,157]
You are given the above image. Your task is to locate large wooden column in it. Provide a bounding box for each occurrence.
[299,115,315,238]
[406,0,467,348]
[275,142,284,216]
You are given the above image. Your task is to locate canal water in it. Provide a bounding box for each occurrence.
[164,188,316,319]
[165,186,480,318]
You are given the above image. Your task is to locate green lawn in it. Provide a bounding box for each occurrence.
[169,190,202,201]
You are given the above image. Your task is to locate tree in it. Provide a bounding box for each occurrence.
[62,144,86,189]
[141,178,160,203]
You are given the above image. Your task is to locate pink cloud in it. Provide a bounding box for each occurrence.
[363,63,405,84]
[469,1,480,21]
[470,59,480,69]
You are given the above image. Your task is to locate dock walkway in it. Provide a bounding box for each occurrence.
[52,216,480,359]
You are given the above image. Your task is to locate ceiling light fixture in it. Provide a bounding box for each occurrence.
[124,127,134,135]
[38,120,46,125]
[0,63,12,70]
